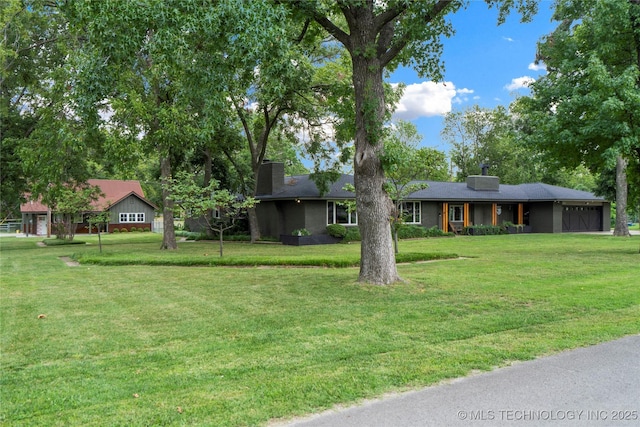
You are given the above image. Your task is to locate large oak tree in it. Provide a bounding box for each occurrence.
[290,0,536,284]
[65,0,324,246]
[515,0,640,236]
[64,1,205,249]
[1,0,103,221]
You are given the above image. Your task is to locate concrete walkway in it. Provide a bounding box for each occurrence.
[279,335,640,426]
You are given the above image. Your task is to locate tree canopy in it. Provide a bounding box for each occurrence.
[381,120,448,253]
[7,0,587,275]
[1,0,102,218]
[290,0,537,284]
[514,0,640,235]
[167,171,257,257]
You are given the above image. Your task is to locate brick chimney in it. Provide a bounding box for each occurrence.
[256,161,284,195]
[466,175,500,191]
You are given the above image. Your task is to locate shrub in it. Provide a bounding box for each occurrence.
[292,228,311,236]
[42,238,86,246]
[396,224,426,239]
[326,224,347,238]
[120,228,128,232]
[112,228,120,233]
[342,227,361,242]
[130,227,137,232]
[144,227,150,232]
[184,232,209,241]
[463,225,506,236]
[424,225,451,237]
[225,234,251,241]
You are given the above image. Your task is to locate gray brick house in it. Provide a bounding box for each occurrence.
[255,162,610,240]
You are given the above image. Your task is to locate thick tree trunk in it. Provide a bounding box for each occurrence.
[247,206,261,243]
[248,167,262,243]
[203,148,213,187]
[613,155,630,236]
[160,155,178,249]
[352,55,399,285]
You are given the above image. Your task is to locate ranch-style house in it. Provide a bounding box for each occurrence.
[254,162,610,240]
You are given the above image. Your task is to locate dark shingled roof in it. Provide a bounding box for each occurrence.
[256,175,606,203]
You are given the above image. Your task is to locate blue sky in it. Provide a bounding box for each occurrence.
[388,1,557,153]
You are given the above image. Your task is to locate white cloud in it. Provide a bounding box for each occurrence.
[528,62,546,71]
[392,81,463,120]
[505,76,535,91]
[453,87,474,104]
[503,36,515,42]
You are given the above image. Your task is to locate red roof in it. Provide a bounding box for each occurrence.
[87,179,147,210]
[20,199,49,213]
[21,180,157,213]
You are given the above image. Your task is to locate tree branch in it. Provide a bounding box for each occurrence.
[377,21,396,57]
[380,0,453,68]
[232,98,256,161]
[314,15,351,49]
[222,146,250,196]
[17,35,61,55]
[286,0,352,49]
[256,105,286,168]
[294,18,311,43]
[374,4,406,33]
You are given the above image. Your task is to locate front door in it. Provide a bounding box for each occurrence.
[37,215,47,236]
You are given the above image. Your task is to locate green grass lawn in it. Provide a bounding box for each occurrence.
[1,233,639,426]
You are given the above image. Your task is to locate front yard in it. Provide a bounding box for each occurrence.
[1,233,638,426]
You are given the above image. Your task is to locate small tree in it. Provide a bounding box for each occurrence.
[381,121,446,253]
[167,172,258,257]
[87,211,110,253]
[50,183,102,241]
[343,121,447,253]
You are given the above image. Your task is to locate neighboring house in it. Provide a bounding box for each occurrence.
[20,179,157,236]
[255,162,610,240]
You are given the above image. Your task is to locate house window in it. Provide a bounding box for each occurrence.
[186,208,220,219]
[327,201,357,225]
[449,205,463,222]
[400,201,421,224]
[119,213,145,223]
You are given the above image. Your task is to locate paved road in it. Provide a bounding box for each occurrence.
[278,335,640,426]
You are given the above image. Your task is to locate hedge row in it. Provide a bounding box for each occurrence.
[75,251,459,268]
[112,227,151,233]
[327,224,452,242]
